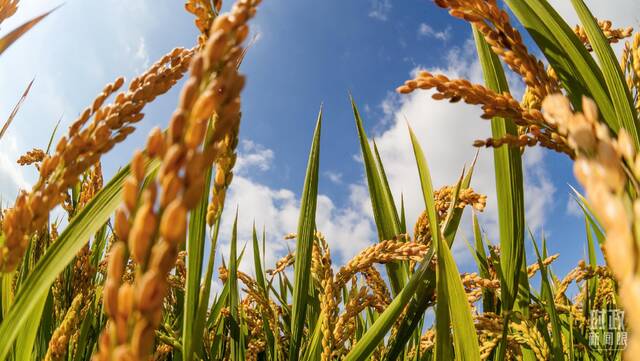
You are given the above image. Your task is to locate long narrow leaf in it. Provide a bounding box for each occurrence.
[351,97,406,295]
[570,0,639,146]
[408,126,480,361]
[182,164,213,359]
[0,79,33,142]
[288,107,322,361]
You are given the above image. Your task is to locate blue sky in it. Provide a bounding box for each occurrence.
[1,0,639,283]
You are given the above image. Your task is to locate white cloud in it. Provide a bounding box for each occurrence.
[0,134,31,204]
[133,36,151,71]
[217,174,374,278]
[364,40,555,259]
[324,170,343,184]
[235,139,274,173]
[369,0,392,21]
[523,147,556,233]
[566,195,583,218]
[418,23,451,42]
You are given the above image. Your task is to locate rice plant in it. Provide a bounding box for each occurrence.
[0,0,638,360]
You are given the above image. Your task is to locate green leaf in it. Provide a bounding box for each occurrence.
[251,224,276,360]
[229,210,245,361]
[15,294,46,361]
[182,164,213,360]
[0,159,160,361]
[288,107,322,361]
[408,126,480,361]
[503,0,618,131]
[384,160,477,361]
[473,25,531,360]
[351,97,406,295]
[570,0,639,146]
[531,233,564,361]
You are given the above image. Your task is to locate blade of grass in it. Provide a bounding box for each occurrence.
[343,249,435,361]
[473,25,530,360]
[351,97,407,295]
[251,223,276,360]
[0,79,33,142]
[384,161,477,361]
[570,0,639,145]
[407,125,480,361]
[0,158,160,360]
[15,294,47,361]
[503,0,618,132]
[182,163,213,360]
[229,210,245,361]
[288,107,322,361]
[531,232,564,361]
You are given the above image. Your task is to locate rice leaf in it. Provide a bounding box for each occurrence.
[351,96,406,295]
[288,107,321,361]
[473,25,532,360]
[193,217,221,359]
[531,233,564,361]
[384,161,477,361]
[15,293,46,361]
[344,248,436,361]
[503,0,618,131]
[407,125,480,360]
[229,210,245,361]
[570,0,639,146]
[182,162,213,360]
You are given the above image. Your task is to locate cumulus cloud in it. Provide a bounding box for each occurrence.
[216,173,374,279]
[363,40,555,258]
[324,171,343,184]
[0,134,31,204]
[418,23,451,42]
[369,0,392,21]
[235,139,275,173]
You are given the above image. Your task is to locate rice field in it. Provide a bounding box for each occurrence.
[0,0,639,360]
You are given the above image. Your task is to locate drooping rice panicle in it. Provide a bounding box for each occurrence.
[414,185,487,246]
[334,240,429,290]
[396,70,573,156]
[0,48,193,273]
[542,93,640,357]
[185,0,222,44]
[0,0,18,25]
[432,0,558,101]
[94,1,261,359]
[574,19,633,51]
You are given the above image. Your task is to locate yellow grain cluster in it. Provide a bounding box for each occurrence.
[0,0,18,25]
[0,48,192,273]
[414,184,487,246]
[17,148,45,167]
[542,94,640,358]
[574,19,633,51]
[45,294,84,361]
[94,1,261,359]
[434,0,558,100]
